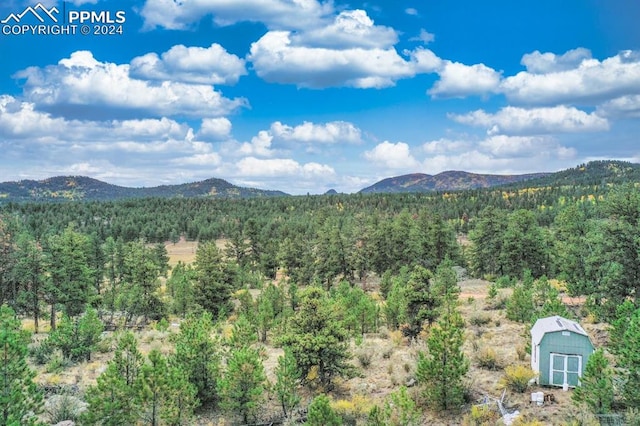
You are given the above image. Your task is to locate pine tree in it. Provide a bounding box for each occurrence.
[193,241,236,319]
[403,265,436,339]
[171,311,220,405]
[572,349,614,414]
[83,362,139,426]
[280,287,356,389]
[217,347,267,424]
[274,348,301,418]
[618,307,640,408]
[138,349,197,426]
[382,386,421,426]
[384,276,407,330]
[13,235,46,333]
[162,360,198,426]
[0,305,43,426]
[307,394,342,426]
[45,227,94,324]
[416,307,469,410]
[83,331,143,425]
[47,307,103,362]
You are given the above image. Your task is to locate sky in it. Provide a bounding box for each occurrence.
[1,0,639,194]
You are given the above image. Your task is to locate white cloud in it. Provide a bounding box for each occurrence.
[235,157,335,177]
[364,141,419,170]
[129,43,246,85]
[422,138,472,154]
[238,131,275,157]
[270,120,362,144]
[139,0,333,31]
[198,117,232,141]
[292,9,398,49]
[249,30,421,89]
[521,48,592,74]
[410,28,435,44]
[429,61,502,98]
[479,135,576,159]
[405,8,418,16]
[420,135,577,175]
[451,105,609,135]
[502,50,640,105]
[14,51,246,119]
[597,95,640,118]
[0,95,68,137]
[171,153,222,167]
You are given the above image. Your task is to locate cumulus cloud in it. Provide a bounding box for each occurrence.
[0,95,68,138]
[364,141,419,170]
[451,105,609,135]
[597,95,640,118]
[238,131,275,157]
[521,48,592,74]
[130,43,247,85]
[198,117,232,140]
[250,30,425,88]
[292,9,398,49]
[270,120,362,144]
[501,50,640,105]
[235,157,335,177]
[429,61,502,98]
[479,135,575,159]
[422,138,472,154]
[419,135,577,175]
[14,51,246,119]
[139,0,333,31]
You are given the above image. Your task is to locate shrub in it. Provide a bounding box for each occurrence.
[496,275,513,288]
[500,365,537,393]
[46,394,87,424]
[470,314,492,327]
[357,351,372,368]
[511,417,545,426]
[485,296,507,310]
[29,340,52,365]
[515,345,527,361]
[462,404,500,425]
[45,350,72,374]
[475,347,501,370]
[332,395,372,425]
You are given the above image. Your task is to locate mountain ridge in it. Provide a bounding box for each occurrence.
[0,175,288,202]
[1,160,639,202]
[359,170,551,193]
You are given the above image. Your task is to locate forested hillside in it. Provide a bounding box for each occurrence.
[2,160,640,425]
[0,175,287,202]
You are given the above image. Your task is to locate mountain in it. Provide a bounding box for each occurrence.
[0,176,288,202]
[505,160,640,188]
[359,170,550,194]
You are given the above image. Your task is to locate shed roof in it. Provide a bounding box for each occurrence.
[531,315,590,346]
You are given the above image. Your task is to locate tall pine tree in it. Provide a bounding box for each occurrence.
[0,305,43,426]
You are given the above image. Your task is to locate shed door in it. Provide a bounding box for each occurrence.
[549,353,581,387]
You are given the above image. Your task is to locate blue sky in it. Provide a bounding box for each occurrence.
[1,0,639,194]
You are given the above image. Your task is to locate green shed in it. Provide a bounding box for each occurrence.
[530,316,595,388]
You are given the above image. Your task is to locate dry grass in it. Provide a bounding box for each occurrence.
[26,276,597,425]
[164,238,198,266]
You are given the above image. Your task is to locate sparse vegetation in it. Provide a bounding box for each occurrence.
[500,365,537,393]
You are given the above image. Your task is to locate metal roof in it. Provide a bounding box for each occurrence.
[531,315,590,346]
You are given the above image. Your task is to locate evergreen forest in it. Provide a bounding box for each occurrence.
[2,160,640,425]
